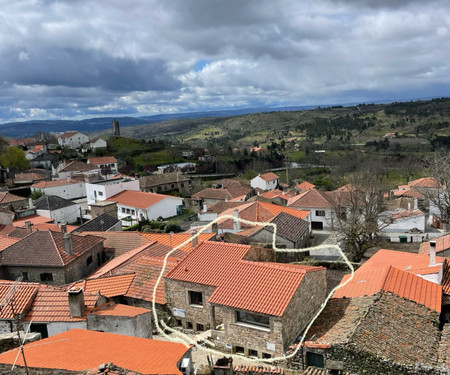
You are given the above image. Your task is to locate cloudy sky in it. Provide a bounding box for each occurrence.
[0,0,449,123]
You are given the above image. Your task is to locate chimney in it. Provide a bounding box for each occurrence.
[414,198,418,210]
[64,233,74,255]
[203,203,208,213]
[28,198,34,209]
[68,287,85,318]
[429,241,436,267]
[191,229,198,247]
[212,222,218,235]
[61,224,67,234]
[233,209,241,232]
[25,220,32,233]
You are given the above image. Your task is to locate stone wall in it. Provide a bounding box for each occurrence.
[0,331,41,354]
[0,364,78,374]
[281,269,327,350]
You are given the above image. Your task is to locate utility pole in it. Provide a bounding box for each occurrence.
[285,157,289,185]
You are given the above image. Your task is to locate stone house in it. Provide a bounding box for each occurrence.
[164,241,327,359]
[0,230,106,284]
[53,160,101,181]
[0,192,28,211]
[139,172,191,195]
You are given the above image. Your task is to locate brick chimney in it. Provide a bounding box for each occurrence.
[68,287,85,318]
[64,233,74,255]
[24,220,32,233]
[191,230,198,247]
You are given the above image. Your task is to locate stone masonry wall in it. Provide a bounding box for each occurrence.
[281,269,327,350]
[0,364,79,375]
[0,331,41,354]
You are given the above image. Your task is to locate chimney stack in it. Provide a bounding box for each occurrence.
[233,209,241,232]
[429,241,436,267]
[203,203,207,213]
[64,233,74,255]
[28,198,34,209]
[68,287,85,318]
[192,229,198,247]
[25,220,32,233]
[61,224,67,234]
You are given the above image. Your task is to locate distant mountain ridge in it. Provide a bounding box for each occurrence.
[0,105,318,138]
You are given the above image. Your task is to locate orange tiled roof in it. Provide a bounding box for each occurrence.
[31,179,80,189]
[296,181,316,191]
[259,172,279,181]
[23,283,99,322]
[0,282,37,319]
[419,233,450,255]
[13,214,53,227]
[408,177,440,188]
[334,266,441,312]
[58,131,79,138]
[0,192,26,204]
[442,259,450,295]
[166,241,324,316]
[71,273,135,298]
[30,223,78,233]
[287,189,333,209]
[0,329,190,374]
[0,235,20,251]
[260,189,290,201]
[89,302,150,317]
[141,232,215,251]
[392,188,425,199]
[106,190,176,209]
[88,156,117,165]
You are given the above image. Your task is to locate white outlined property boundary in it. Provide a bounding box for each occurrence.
[152,214,355,364]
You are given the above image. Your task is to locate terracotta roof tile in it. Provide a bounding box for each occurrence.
[287,189,333,209]
[296,181,316,191]
[0,235,20,251]
[77,231,151,256]
[71,273,135,298]
[139,172,190,189]
[13,214,53,227]
[58,160,99,173]
[0,282,37,319]
[88,156,117,165]
[0,192,26,204]
[166,241,324,316]
[0,230,104,267]
[140,232,215,252]
[58,131,79,138]
[89,302,150,317]
[259,172,279,181]
[0,329,190,374]
[106,190,177,209]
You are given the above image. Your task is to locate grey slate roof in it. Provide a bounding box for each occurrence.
[257,211,309,243]
[34,195,77,211]
[73,213,119,233]
[139,172,190,189]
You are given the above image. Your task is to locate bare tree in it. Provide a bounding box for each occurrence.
[422,150,450,228]
[328,169,393,262]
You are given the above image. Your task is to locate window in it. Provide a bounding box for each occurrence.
[86,256,93,266]
[98,191,103,196]
[121,208,125,213]
[236,310,270,328]
[315,210,326,217]
[126,208,130,214]
[131,210,135,215]
[196,323,205,331]
[262,353,272,359]
[40,273,53,282]
[189,291,203,306]
[176,319,182,327]
[186,321,193,329]
[22,272,29,281]
[235,346,245,355]
[248,349,258,358]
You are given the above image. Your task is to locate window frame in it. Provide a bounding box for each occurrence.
[188,291,203,307]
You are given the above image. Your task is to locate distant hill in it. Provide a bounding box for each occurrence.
[0,105,317,139]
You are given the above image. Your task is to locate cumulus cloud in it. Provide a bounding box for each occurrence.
[0,0,449,122]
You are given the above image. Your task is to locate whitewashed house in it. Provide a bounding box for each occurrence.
[86,177,140,205]
[89,138,107,150]
[106,190,183,227]
[31,179,86,200]
[57,131,90,149]
[87,156,118,175]
[250,172,279,191]
[34,195,81,224]
[381,209,426,234]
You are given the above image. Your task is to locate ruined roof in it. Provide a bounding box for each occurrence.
[106,190,178,209]
[287,189,333,209]
[0,224,30,239]
[0,230,104,267]
[305,292,441,368]
[0,328,190,375]
[419,233,450,255]
[203,201,244,214]
[139,172,190,189]
[73,213,120,233]
[58,160,99,173]
[13,172,47,183]
[166,241,324,316]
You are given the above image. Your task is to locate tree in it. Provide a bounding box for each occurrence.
[422,150,450,228]
[0,146,28,170]
[329,170,393,262]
